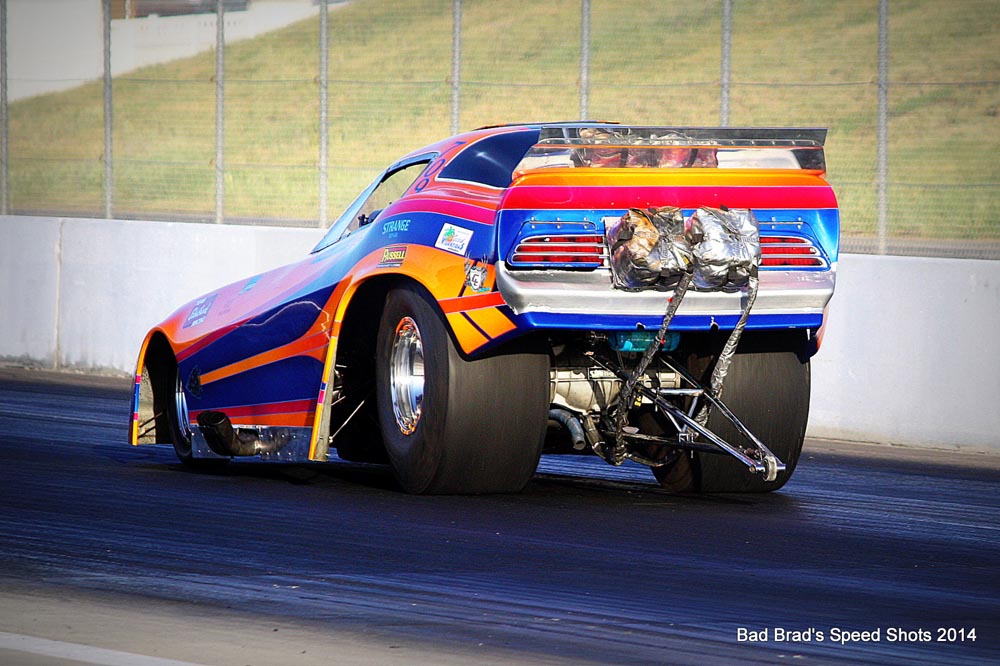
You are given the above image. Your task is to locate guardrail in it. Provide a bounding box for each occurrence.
[2,215,997,453]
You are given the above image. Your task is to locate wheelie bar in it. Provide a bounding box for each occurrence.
[593,270,783,480]
[599,206,786,481]
[591,356,785,482]
[638,380,784,482]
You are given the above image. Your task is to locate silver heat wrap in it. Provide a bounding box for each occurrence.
[687,207,761,292]
[605,207,694,290]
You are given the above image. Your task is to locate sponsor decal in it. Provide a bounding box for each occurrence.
[464,259,490,293]
[183,294,217,329]
[435,223,473,256]
[378,245,408,268]
[381,219,410,235]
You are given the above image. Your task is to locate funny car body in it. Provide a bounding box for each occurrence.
[130,122,839,494]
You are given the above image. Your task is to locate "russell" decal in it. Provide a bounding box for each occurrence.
[378,245,408,268]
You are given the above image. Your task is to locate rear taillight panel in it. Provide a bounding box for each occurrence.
[759,235,829,269]
[502,212,833,272]
[506,220,609,270]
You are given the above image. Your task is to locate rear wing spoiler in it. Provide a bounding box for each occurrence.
[513,125,828,173]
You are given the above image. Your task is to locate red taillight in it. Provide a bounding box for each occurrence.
[511,235,607,267]
[760,236,826,268]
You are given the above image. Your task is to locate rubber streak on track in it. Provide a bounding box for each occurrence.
[0,368,998,666]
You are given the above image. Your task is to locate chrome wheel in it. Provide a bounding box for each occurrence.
[174,370,192,441]
[389,316,424,435]
[376,286,548,493]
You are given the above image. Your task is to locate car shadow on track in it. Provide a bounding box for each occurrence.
[152,452,805,516]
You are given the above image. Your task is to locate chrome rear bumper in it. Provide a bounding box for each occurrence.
[496,262,836,320]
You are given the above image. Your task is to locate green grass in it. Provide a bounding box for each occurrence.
[8,0,1000,241]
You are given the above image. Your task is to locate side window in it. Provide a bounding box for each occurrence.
[345,160,430,235]
[437,129,539,188]
[312,157,432,253]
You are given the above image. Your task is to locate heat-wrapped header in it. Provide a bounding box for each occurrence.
[605,206,760,293]
[605,207,693,290]
[687,207,761,292]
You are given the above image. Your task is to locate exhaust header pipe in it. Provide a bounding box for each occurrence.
[197,410,282,457]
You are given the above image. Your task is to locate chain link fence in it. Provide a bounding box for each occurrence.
[2,0,998,257]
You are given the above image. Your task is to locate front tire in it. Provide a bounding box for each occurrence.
[375,286,549,494]
[653,345,810,493]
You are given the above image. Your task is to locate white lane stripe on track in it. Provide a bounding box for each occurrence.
[0,632,211,666]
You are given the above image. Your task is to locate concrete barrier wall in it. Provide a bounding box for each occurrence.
[7,0,321,102]
[109,1,322,81]
[0,217,61,366]
[6,0,103,102]
[2,216,321,371]
[809,254,1000,452]
[3,215,998,453]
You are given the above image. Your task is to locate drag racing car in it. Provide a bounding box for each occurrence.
[130,123,839,494]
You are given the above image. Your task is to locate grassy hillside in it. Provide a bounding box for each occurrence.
[8,0,1000,241]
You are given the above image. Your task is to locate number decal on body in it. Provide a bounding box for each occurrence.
[414,140,466,192]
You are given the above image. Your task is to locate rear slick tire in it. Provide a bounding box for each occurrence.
[653,346,810,493]
[375,285,549,494]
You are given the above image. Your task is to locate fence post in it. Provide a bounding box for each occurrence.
[103,0,113,219]
[215,0,224,224]
[720,0,732,126]
[579,0,590,120]
[318,0,328,227]
[876,0,889,254]
[1,0,8,215]
[450,0,461,135]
